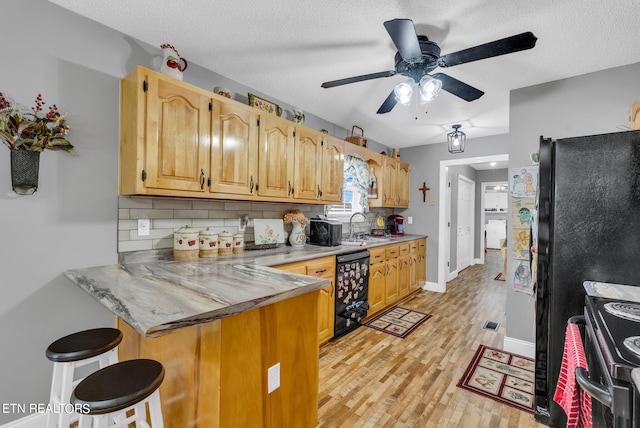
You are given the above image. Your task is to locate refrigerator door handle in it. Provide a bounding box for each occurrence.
[575,367,613,407]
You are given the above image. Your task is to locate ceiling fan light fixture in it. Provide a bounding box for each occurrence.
[419,75,442,104]
[447,124,466,154]
[394,77,415,106]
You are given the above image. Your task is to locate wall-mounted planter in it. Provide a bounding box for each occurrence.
[10,150,40,194]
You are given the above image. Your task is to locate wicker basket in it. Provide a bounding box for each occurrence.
[345,126,367,147]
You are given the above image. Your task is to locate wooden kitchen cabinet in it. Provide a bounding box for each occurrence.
[369,156,410,208]
[367,247,386,316]
[320,135,345,203]
[120,66,344,204]
[384,245,399,303]
[396,161,410,207]
[398,243,411,298]
[120,66,212,196]
[256,114,295,199]
[416,238,427,287]
[275,256,336,346]
[293,127,322,200]
[209,99,259,197]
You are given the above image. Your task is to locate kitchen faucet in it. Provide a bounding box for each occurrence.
[349,212,368,239]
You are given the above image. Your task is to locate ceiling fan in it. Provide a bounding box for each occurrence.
[321,19,537,114]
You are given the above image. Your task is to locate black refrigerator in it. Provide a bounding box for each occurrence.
[535,130,640,426]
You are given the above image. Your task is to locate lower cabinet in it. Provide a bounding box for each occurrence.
[398,243,411,298]
[275,256,335,346]
[367,238,427,318]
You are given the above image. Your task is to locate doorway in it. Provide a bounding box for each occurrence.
[428,154,509,293]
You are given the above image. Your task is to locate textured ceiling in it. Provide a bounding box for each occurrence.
[50,0,640,148]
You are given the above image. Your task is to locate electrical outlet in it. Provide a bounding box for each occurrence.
[407,216,413,224]
[138,219,150,236]
[238,217,246,232]
[267,363,280,394]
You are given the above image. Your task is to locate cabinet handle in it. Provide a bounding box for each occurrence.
[317,184,322,198]
[200,168,205,189]
[315,269,327,274]
[250,175,254,193]
[288,180,292,196]
[397,194,400,203]
[330,283,334,297]
[339,187,343,201]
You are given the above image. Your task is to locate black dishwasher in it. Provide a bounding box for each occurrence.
[332,250,370,341]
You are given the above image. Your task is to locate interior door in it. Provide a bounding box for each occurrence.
[456,175,475,272]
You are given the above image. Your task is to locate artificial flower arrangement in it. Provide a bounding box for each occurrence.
[283,209,308,225]
[0,92,75,154]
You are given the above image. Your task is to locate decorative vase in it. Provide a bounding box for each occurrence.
[10,150,40,195]
[292,108,305,125]
[288,221,306,247]
[160,44,188,81]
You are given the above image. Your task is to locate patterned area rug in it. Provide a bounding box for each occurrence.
[457,345,535,413]
[364,306,432,339]
[494,273,505,281]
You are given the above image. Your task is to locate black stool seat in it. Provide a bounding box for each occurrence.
[46,328,122,362]
[71,359,165,415]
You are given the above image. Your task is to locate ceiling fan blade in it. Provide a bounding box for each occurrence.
[376,90,398,114]
[438,32,537,67]
[432,73,484,101]
[383,19,423,61]
[321,70,396,88]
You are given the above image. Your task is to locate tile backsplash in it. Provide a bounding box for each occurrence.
[118,196,394,253]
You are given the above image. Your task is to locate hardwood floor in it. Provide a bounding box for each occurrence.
[318,249,546,427]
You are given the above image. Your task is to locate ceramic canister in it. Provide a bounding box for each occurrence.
[174,226,199,261]
[218,231,233,255]
[199,228,218,258]
[233,233,244,254]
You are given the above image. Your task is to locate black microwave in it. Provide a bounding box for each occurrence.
[309,219,342,247]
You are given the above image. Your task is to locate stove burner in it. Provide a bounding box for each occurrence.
[604,302,640,322]
[624,336,640,357]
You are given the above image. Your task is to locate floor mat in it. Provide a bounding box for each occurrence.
[363,306,432,339]
[457,344,535,413]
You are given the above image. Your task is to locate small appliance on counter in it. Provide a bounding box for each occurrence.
[309,216,342,247]
[387,214,405,236]
[370,213,386,236]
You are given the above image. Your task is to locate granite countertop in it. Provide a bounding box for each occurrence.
[65,234,426,338]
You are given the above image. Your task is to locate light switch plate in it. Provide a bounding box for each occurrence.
[138,219,150,236]
[407,216,413,224]
[267,363,280,393]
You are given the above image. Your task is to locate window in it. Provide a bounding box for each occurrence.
[327,156,369,219]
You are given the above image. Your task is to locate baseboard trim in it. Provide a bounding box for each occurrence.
[447,270,458,282]
[422,281,445,293]
[503,336,535,359]
[0,413,46,428]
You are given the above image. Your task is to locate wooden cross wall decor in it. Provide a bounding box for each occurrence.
[418,181,430,202]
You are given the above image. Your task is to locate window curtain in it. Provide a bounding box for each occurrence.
[344,155,370,213]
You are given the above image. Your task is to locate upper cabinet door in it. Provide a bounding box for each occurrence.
[144,73,211,192]
[210,100,258,196]
[257,115,295,199]
[382,157,398,206]
[397,161,410,207]
[294,127,322,200]
[320,135,344,203]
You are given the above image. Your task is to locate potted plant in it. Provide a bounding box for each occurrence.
[0,92,75,194]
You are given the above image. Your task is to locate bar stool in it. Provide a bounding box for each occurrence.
[71,359,165,428]
[45,328,122,428]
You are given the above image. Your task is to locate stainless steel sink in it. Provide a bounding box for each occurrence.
[340,236,392,246]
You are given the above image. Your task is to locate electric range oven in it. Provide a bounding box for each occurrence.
[572,295,640,427]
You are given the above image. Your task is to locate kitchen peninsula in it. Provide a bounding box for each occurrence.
[64,235,426,427]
